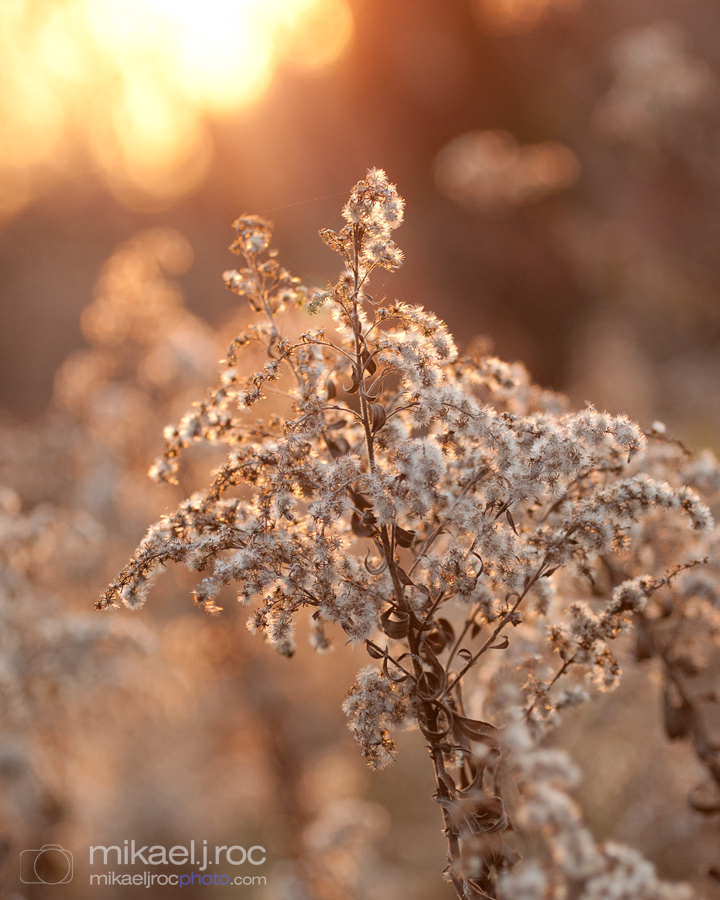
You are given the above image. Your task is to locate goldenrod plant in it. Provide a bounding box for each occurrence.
[104,170,720,900]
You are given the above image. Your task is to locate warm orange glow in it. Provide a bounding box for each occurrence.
[475,0,581,32]
[0,0,353,214]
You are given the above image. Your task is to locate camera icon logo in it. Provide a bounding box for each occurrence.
[20,845,73,884]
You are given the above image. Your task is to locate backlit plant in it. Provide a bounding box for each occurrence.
[102,170,720,900]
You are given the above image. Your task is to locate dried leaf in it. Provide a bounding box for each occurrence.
[369,402,387,433]
[450,796,509,835]
[489,635,509,651]
[364,550,387,575]
[426,618,455,654]
[365,640,386,660]
[382,656,411,683]
[343,366,360,394]
[349,488,373,511]
[380,608,410,639]
[417,643,448,699]
[395,525,416,548]
[396,565,414,586]
[351,510,376,538]
[453,715,500,749]
[361,348,377,376]
[326,436,349,458]
[417,670,444,701]
[437,770,457,796]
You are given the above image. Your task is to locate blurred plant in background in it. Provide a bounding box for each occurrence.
[0,485,147,866]
[594,23,716,153]
[435,130,580,215]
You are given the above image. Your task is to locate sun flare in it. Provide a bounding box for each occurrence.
[0,0,353,213]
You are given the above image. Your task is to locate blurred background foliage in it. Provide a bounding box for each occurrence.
[1,0,720,897]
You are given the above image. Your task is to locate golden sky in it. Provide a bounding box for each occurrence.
[0,0,353,215]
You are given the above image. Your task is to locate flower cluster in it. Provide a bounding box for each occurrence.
[342,667,417,768]
[497,718,694,900]
[103,171,720,899]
